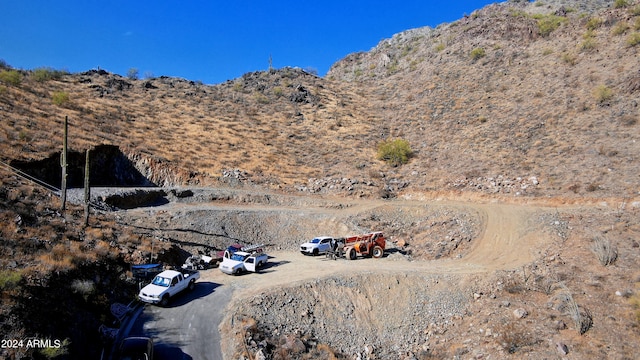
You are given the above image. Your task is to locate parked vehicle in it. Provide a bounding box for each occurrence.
[182,254,216,270]
[340,231,386,260]
[117,336,154,360]
[219,250,268,275]
[300,236,337,256]
[138,269,200,306]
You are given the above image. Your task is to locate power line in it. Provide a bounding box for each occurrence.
[0,159,61,195]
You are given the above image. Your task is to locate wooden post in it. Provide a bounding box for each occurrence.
[83,148,91,226]
[60,116,68,212]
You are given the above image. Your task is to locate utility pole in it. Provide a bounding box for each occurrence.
[60,116,68,212]
[83,148,91,226]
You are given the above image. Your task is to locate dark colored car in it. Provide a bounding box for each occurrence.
[118,337,154,360]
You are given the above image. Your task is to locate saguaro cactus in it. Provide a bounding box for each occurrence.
[84,148,91,226]
[60,116,68,211]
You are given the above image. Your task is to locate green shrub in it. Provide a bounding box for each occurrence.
[614,0,629,8]
[585,17,603,31]
[612,22,630,35]
[470,47,486,60]
[435,43,445,52]
[580,37,597,52]
[253,92,269,104]
[39,338,69,359]
[0,69,22,86]
[0,270,22,290]
[593,85,613,103]
[631,5,640,16]
[31,67,65,82]
[627,32,640,46]
[534,14,567,37]
[52,91,70,106]
[376,138,412,166]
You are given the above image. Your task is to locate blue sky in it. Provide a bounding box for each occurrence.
[1,1,500,84]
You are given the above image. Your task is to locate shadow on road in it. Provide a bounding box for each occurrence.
[255,259,290,274]
[167,281,220,307]
[154,343,194,360]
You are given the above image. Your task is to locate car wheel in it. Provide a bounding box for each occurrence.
[188,280,196,291]
[372,246,384,258]
[159,295,170,307]
[347,247,357,260]
[313,248,319,256]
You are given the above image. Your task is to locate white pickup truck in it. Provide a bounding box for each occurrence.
[300,236,337,256]
[219,250,268,275]
[138,269,199,306]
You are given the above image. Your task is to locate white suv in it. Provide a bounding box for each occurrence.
[300,236,334,255]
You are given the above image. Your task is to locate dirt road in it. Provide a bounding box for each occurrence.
[120,189,567,359]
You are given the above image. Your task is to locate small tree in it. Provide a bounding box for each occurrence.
[376,138,412,166]
[127,67,139,80]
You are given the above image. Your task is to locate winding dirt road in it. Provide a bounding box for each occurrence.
[123,193,562,359]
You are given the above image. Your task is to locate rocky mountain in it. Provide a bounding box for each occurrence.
[1,0,638,200]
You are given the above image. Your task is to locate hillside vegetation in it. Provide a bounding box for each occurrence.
[1,0,639,200]
[1,0,640,359]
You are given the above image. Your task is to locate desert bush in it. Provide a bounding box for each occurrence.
[52,91,70,106]
[435,43,445,52]
[591,235,618,266]
[0,269,22,290]
[254,92,270,104]
[497,322,537,354]
[579,37,597,52]
[31,67,65,82]
[534,14,567,37]
[627,32,640,46]
[585,17,603,31]
[614,0,629,8]
[555,287,593,334]
[470,47,486,60]
[612,21,630,35]
[0,69,22,86]
[376,138,412,166]
[39,338,69,359]
[632,5,640,16]
[593,85,613,103]
[561,52,577,65]
[127,67,139,80]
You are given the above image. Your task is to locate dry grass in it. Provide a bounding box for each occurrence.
[497,321,539,354]
[1,3,638,199]
[591,235,618,266]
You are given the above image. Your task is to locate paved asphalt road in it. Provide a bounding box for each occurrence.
[128,280,231,360]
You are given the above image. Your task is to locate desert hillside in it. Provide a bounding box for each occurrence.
[1,1,638,200]
[1,0,640,359]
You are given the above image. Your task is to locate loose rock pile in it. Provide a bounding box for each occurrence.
[448,175,539,195]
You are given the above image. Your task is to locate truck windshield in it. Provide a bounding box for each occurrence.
[310,238,321,244]
[152,276,171,287]
[231,254,246,261]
